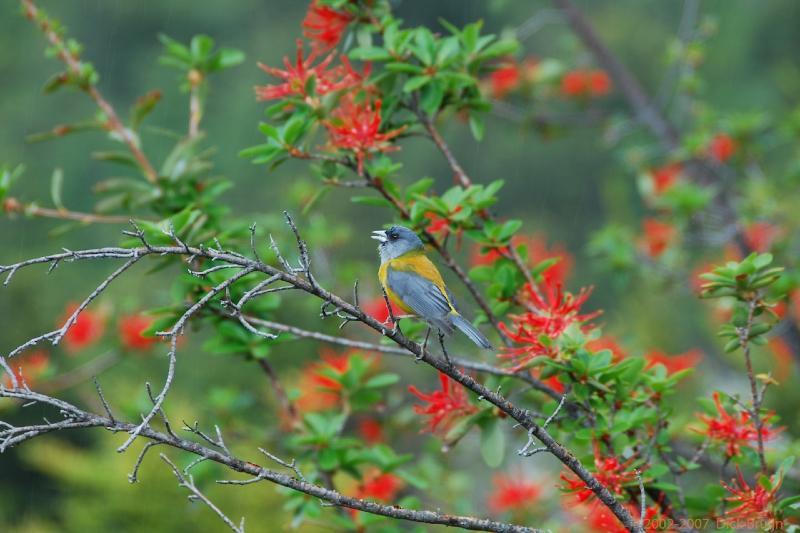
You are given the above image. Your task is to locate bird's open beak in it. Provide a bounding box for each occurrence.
[371,230,387,243]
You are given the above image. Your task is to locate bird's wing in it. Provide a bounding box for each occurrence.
[387,267,452,320]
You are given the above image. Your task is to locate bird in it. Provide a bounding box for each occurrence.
[371,225,492,356]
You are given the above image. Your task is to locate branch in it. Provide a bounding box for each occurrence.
[0,223,639,530]
[21,0,159,184]
[737,298,768,474]
[0,388,540,533]
[161,453,245,533]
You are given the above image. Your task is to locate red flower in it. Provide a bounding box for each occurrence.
[644,349,702,375]
[560,69,611,97]
[354,471,403,501]
[579,503,670,533]
[650,163,682,195]
[4,350,49,388]
[499,277,599,370]
[693,391,782,457]
[742,221,779,253]
[542,373,566,394]
[119,314,156,351]
[424,205,463,240]
[296,349,375,412]
[767,337,794,381]
[362,296,402,324]
[586,336,628,362]
[561,70,586,96]
[302,1,354,52]
[489,63,521,99]
[487,474,542,513]
[357,417,384,444]
[408,372,477,436]
[325,96,405,175]
[560,442,638,503]
[60,303,105,352]
[255,39,361,101]
[472,235,573,287]
[720,467,781,525]
[588,69,612,96]
[640,218,675,258]
[708,133,737,162]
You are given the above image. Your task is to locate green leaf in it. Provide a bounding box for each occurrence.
[49,168,64,210]
[364,373,400,388]
[349,46,392,61]
[479,419,505,468]
[468,112,484,141]
[403,75,431,92]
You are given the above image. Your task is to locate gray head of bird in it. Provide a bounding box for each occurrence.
[371,226,424,263]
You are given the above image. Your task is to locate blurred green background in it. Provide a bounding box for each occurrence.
[1,1,799,531]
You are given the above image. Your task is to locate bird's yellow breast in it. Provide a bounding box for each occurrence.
[378,251,454,314]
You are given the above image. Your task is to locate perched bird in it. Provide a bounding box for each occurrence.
[372,225,492,351]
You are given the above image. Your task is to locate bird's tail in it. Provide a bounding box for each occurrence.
[450,313,493,350]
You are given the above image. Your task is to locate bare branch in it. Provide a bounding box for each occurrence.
[161,453,245,533]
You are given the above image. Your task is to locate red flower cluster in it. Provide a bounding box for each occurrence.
[487,474,542,514]
[424,205,463,240]
[708,133,737,162]
[302,1,353,52]
[483,58,538,99]
[560,442,638,503]
[694,391,782,457]
[357,417,384,444]
[640,218,675,258]
[3,350,49,388]
[579,502,670,533]
[255,40,362,101]
[324,95,405,175]
[720,467,781,525]
[499,277,598,370]
[560,69,612,97]
[60,303,105,352]
[119,314,156,351]
[742,221,780,253]
[296,349,375,412]
[407,372,477,436]
[644,349,702,376]
[354,470,403,501]
[649,163,682,195]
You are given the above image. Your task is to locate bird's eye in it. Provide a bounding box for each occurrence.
[388,232,398,241]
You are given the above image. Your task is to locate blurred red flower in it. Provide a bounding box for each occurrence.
[767,337,794,381]
[472,235,573,287]
[708,133,737,162]
[500,277,598,370]
[119,314,156,351]
[325,96,405,175]
[560,442,637,503]
[60,303,105,352]
[560,69,612,97]
[640,218,675,258]
[296,349,375,412]
[644,349,702,375]
[489,63,521,99]
[586,335,628,362]
[650,163,682,195]
[354,470,403,501]
[408,372,477,436]
[742,221,779,253]
[720,467,781,525]
[357,417,384,444]
[302,1,353,52]
[588,69,611,95]
[256,39,361,101]
[362,295,402,324]
[579,503,669,533]
[3,350,49,388]
[694,391,782,457]
[487,474,543,513]
[424,205,462,240]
